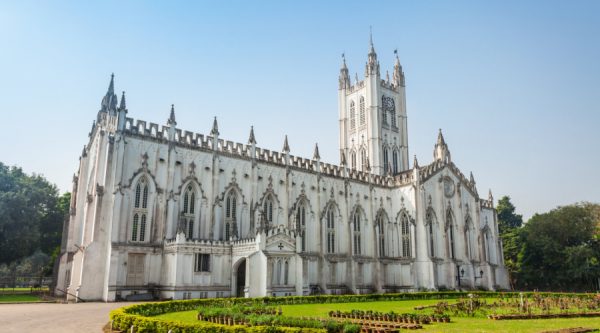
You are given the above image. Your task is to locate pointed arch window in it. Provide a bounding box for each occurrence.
[296,203,307,252]
[390,103,397,128]
[465,216,473,260]
[131,177,149,242]
[377,214,386,257]
[263,195,274,228]
[350,101,356,129]
[182,185,197,240]
[352,209,362,255]
[359,96,366,125]
[447,210,455,259]
[326,207,335,253]
[383,148,389,173]
[483,230,491,263]
[426,210,435,257]
[392,150,399,174]
[360,149,367,171]
[225,191,237,240]
[400,213,411,257]
[351,151,357,170]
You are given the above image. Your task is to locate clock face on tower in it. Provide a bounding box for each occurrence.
[382,96,395,113]
[443,178,455,198]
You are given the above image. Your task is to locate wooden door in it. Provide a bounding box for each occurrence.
[127,253,145,286]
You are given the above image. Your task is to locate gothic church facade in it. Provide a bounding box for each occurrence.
[56,40,509,301]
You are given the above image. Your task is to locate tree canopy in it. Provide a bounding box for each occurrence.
[0,162,69,268]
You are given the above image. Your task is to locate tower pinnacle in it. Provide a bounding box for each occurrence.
[339,53,350,89]
[100,73,118,115]
[248,126,256,145]
[167,104,176,125]
[119,91,127,111]
[365,28,380,76]
[211,117,219,136]
[282,135,290,153]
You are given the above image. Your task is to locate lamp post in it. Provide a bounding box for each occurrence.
[456,265,465,288]
[474,269,484,281]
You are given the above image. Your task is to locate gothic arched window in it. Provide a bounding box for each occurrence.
[352,208,362,255]
[350,101,356,129]
[360,149,367,171]
[376,213,386,257]
[383,148,389,173]
[392,150,399,174]
[351,151,357,170]
[359,96,366,125]
[182,185,197,240]
[296,203,307,252]
[426,210,435,257]
[326,206,335,253]
[400,213,411,257]
[225,191,237,240]
[263,195,274,228]
[131,177,149,242]
[465,216,473,260]
[447,210,455,259]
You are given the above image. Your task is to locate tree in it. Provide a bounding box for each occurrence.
[496,196,524,290]
[518,203,600,291]
[0,162,69,270]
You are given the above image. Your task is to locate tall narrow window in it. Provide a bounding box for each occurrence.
[447,210,455,259]
[484,231,491,263]
[392,150,399,174]
[263,196,274,228]
[353,209,362,255]
[225,191,237,240]
[182,185,197,240]
[426,210,435,257]
[326,207,335,253]
[351,151,357,170]
[383,148,389,173]
[465,217,472,260]
[377,215,385,257]
[284,261,289,285]
[359,96,366,125]
[360,149,367,171]
[194,253,210,272]
[401,213,411,257]
[350,101,356,129]
[296,204,306,252]
[131,177,149,242]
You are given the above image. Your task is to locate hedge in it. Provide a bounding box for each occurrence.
[110,291,597,332]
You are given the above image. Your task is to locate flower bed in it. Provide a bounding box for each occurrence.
[488,312,600,320]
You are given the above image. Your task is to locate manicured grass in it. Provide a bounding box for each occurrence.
[155,299,600,332]
[0,294,42,303]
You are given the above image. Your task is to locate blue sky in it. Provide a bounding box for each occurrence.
[1,1,598,219]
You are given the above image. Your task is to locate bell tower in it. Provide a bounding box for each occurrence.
[338,35,409,176]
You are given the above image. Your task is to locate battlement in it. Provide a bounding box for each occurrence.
[120,115,417,189]
[480,199,494,209]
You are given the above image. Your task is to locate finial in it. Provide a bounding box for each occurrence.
[211,117,219,136]
[248,126,256,145]
[313,143,320,160]
[365,158,371,171]
[282,135,290,153]
[369,26,373,47]
[119,91,126,110]
[413,155,419,169]
[437,128,446,145]
[469,171,476,184]
[340,151,347,166]
[167,104,176,125]
[108,73,115,94]
[488,189,493,202]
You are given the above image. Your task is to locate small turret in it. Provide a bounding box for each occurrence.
[210,117,219,150]
[313,143,320,160]
[339,54,350,90]
[282,135,290,153]
[413,155,419,169]
[100,73,118,115]
[248,126,256,145]
[488,189,494,204]
[340,150,347,166]
[393,50,405,87]
[433,129,451,163]
[167,104,176,141]
[117,91,127,132]
[365,28,380,77]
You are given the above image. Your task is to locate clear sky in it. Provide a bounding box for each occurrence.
[1,1,598,220]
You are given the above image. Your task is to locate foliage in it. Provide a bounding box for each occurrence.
[518,203,600,291]
[0,162,70,273]
[497,196,523,233]
[496,196,524,289]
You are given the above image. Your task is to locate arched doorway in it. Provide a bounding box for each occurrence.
[236,259,246,297]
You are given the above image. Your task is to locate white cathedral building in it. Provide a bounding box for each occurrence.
[56,40,509,302]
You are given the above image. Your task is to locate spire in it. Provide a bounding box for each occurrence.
[119,91,127,111]
[248,126,256,145]
[434,129,451,163]
[338,53,350,90]
[167,104,176,125]
[100,73,118,115]
[393,49,405,87]
[313,143,320,160]
[365,27,379,76]
[210,117,219,136]
[413,155,419,169]
[282,135,290,153]
[469,171,476,185]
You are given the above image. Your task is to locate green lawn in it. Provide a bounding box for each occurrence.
[154,299,600,333]
[0,294,42,303]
